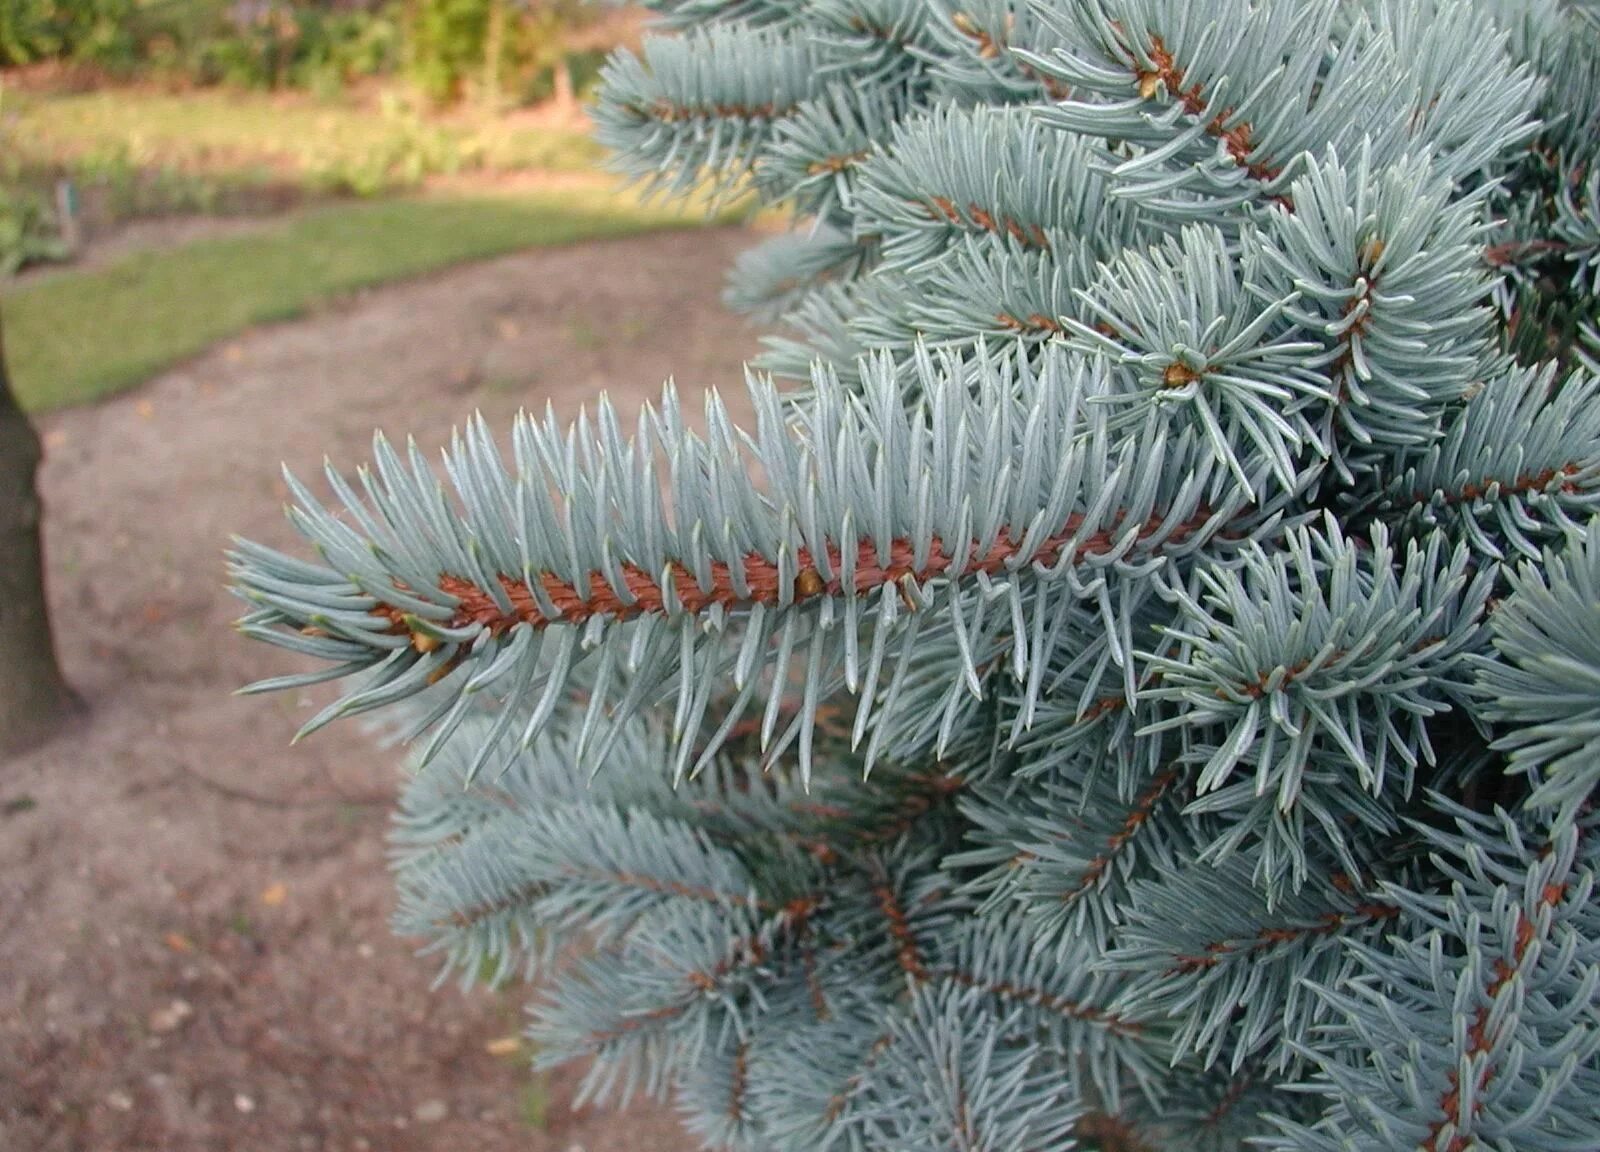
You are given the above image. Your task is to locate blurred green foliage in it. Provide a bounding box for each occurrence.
[406,0,487,104]
[0,0,623,108]
[4,86,605,193]
[0,2,631,271]
[405,0,611,109]
[0,181,69,275]
[0,0,138,67]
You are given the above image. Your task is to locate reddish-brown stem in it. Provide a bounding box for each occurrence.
[874,878,929,983]
[802,937,830,1021]
[925,195,1052,248]
[1167,900,1400,974]
[1074,1112,1158,1152]
[373,506,1220,641]
[586,1001,684,1045]
[1221,632,1446,703]
[846,15,912,49]
[949,11,1072,99]
[1125,34,1290,205]
[433,867,801,934]
[1053,768,1184,906]
[1421,849,1570,1152]
[1409,464,1583,510]
[935,967,1143,1036]
[792,774,965,862]
[860,773,966,848]
[824,1032,894,1124]
[1483,238,1571,267]
[807,149,871,175]
[1203,1073,1255,1129]
[639,99,798,123]
[996,311,1065,335]
[587,897,820,1046]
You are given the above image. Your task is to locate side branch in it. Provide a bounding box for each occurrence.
[430,865,769,935]
[1125,34,1288,197]
[935,967,1142,1037]
[1057,768,1184,907]
[1421,837,1573,1152]
[1166,900,1400,974]
[637,98,801,123]
[949,11,1072,99]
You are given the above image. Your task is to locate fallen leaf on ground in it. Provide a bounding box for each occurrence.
[485,1036,522,1056]
[260,882,287,907]
[164,932,194,953]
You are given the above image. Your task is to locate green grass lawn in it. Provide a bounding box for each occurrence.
[4,188,721,412]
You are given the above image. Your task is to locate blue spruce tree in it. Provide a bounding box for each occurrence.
[227,1,1600,1147]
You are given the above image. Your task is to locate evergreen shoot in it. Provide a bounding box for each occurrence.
[227,1,1600,1147]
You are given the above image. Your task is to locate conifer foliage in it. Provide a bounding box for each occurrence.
[228,1,1600,1147]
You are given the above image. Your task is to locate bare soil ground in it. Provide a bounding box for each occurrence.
[1,226,766,1152]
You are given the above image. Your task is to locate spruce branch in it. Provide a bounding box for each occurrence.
[721,222,878,322]
[1026,0,1538,218]
[1471,516,1600,818]
[392,768,771,987]
[926,911,1158,1108]
[924,2,1077,103]
[752,275,897,387]
[1262,802,1600,1152]
[637,0,798,31]
[745,1006,897,1150]
[1138,514,1493,895]
[850,104,1148,270]
[531,900,773,1108]
[674,1030,760,1151]
[841,981,1085,1152]
[592,22,824,201]
[1025,0,1342,210]
[1108,1059,1322,1152]
[226,1,1600,1146]
[807,0,939,89]
[755,84,903,219]
[954,756,1193,953]
[1555,160,1600,293]
[819,233,1100,386]
[1064,223,1332,493]
[1254,145,1495,473]
[1358,363,1600,562]
[1362,0,1543,178]
[229,344,1276,785]
[1104,854,1405,1075]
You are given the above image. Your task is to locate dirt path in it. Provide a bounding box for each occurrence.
[1,226,767,1152]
